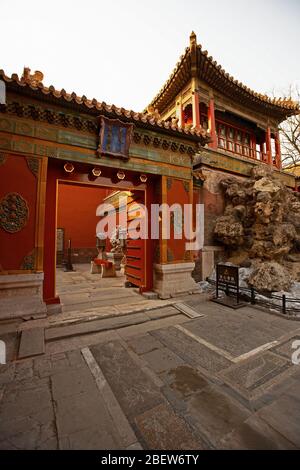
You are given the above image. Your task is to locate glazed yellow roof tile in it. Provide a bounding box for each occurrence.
[0,69,209,142]
[148,32,299,119]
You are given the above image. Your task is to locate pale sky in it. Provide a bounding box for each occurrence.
[1,0,300,111]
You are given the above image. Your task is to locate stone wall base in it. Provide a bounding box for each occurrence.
[192,246,225,281]
[0,273,47,320]
[57,247,98,266]
[153,262,200,299]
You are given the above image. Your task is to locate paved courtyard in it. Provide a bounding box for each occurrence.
[1,294,300,450]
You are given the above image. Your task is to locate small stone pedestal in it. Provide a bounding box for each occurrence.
[153,262,200,299]
[106,252,123,271]
[90,261,102,274]
[102,263,116,278]
[0,273,47,320]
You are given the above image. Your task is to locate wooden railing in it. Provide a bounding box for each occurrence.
[217,136,278,167]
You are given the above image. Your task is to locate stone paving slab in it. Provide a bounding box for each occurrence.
[272,335,300,359]
[257,388,300,448]
[54,389,122,449]
[220,352,292,400]
[50,350,124,450]
[180,295,300,357]
[82,347,140,448]
[127,333,163,355]
[163,365,210,398]
[134,402,206,450]
[0,375,57,450]
[0,408,58,450]
[159,366,212,416]
[91,341,164,420]
[59,425,121,450]
[151,325,232,374]
[51,365,96,399]
[14,360,34,381]
[141,347,185,375]
[218,414,297,450]
[0,347,136,450]
[183,315,286,357]
[18,327,45,359]
[0,363,16,386]
[0,376,52,422]
[182,383,251,448]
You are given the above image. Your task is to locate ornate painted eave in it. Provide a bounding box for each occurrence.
[147,32,300,121]
[0,68,210,146]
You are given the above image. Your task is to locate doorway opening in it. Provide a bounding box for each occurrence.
[55,180,148,313]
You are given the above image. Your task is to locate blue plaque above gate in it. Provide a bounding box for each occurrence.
[98,117,133,159]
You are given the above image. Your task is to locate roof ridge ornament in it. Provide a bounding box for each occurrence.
[190,31,198,77]
[190,31,197,46]
[21,67,44,87]
[146,105,161,121]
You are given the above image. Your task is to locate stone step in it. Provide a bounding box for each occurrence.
[47,302,178,329]
[141,291,159,300]
[18,327,45,359]
[173,302,205,318]
[0,295,47,321]
[45,306,180,342]
[61,295,143,313]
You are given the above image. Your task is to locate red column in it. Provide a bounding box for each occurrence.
[250,135,256,159]
[192,91,200,128]
[43,160,60,304]
[259,143,265,162]
[208,97,217,149]
[266,127,272,165]
[275,130,282,169]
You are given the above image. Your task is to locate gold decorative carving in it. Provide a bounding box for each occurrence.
[0,192,29,233]
[193,169,206,182]
[26,157,40,177]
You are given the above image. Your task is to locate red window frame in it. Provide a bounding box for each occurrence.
[216,120,256,159]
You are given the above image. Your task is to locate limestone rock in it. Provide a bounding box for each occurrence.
[285,261,300,282]
[253,177,281,193]
[248,262,292,293]
[251,165,273,180]
[214,215,244,246]
[214,168,300,292]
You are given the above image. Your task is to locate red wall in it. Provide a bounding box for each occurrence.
[166,178,190,262]
[0,154,37,271]
[57,183,110,249]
